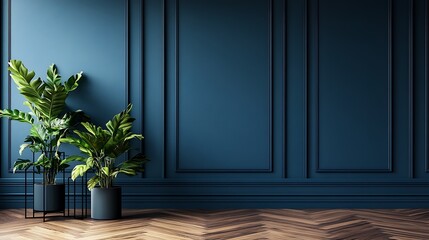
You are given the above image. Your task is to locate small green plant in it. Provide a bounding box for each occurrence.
[61,104,147,190]
[0,60,87,184]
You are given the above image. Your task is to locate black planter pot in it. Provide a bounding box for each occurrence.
[33,183,65,212]
[91,187,122,220]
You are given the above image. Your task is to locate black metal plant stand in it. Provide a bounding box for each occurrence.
[23,151,89,222]
[68,173,89,219]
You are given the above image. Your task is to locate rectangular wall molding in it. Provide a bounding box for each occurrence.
[308,0,393,173]
[172,0,274,173]
[5,0,131,173]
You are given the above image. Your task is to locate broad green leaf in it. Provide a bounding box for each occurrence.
[64,71,83,93]
[34,154,50,168]
[19,143,31,155]
[13,159,33,173]
[0,109,34,124]
[8,60,41,104]
[87,176,100,190]
[118,168,136,176]
[106,103,134,138]
[37,85,67,120]
[30,124,47,142]
[60,155,86,166]
[71,164,90,181]
[124,133,144,141]
[101,166,110,176]
[86,157,95,168]
[46,64,61,86]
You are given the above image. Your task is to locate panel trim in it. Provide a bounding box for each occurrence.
[304,0,309,178]
[6,0,11,173]
[6,0,131,173]
[283,0,287,178]
[313,0,393,173]
[426,0,429,172]
[140,0,145,162]
[409,0,414,178]
[174,0,274,173]
[125,0,130,106]
[162,0,167,178]
[5,178,429,187]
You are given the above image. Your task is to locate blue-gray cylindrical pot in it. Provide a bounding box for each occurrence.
[33,183,65,212]
[91,187,122,220]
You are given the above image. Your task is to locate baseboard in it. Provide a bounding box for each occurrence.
[2,195,429,209]
[2,179,429,208]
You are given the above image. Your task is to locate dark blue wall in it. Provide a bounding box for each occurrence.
[1,0,429,208]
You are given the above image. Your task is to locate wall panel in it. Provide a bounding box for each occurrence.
[310,0,392,173]
[171,0,273,172]
[2,0,129,175]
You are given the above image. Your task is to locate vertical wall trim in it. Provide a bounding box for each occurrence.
[141,0,145,155]
[283,0,287,178]
[125,0,130,106]
[162,0,167,178]
[314,0,320,173]
[268,0,273,173]
[0,0,2,177]
[424,0,429,173]
[388,0,393,173]
[7,0,11,171]
[174,0,274,172]
[175,0,180,172]
[314,0,393,173]
[303,0,309,178]
[409,0,414,178]
[140,0,146,178]
[124,0,131,161]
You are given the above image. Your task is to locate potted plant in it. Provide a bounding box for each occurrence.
[0,60,86,212]
[62,104,147,219]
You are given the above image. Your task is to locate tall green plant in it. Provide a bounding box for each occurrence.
[0,60,86,184]
[61,104,147,190]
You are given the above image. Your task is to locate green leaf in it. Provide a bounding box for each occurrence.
[60,155,86,166]
[86,157,95,168]
[46,64,61,87]
[101,166,110,176]
[71,164,90,181]
[37,85,67,120]
[106,103,134,138]
[19,143,31,155]
[0,109,34,124]
[64,71,83,93]
[8,60,42,104]
[49,117,70,131]
[13,159,33,173]
[117,153,148,176]
[81,122,98,136]
[60,136,93,156]
[124,133,144,141]
[30,124,47,142]
[34,154,50,168]
[87,176,100,190]
[118,168,136,176]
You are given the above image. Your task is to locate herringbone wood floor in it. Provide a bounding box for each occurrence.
[0,209,429,239]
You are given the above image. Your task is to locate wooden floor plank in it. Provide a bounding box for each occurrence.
[0,209,429,239]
